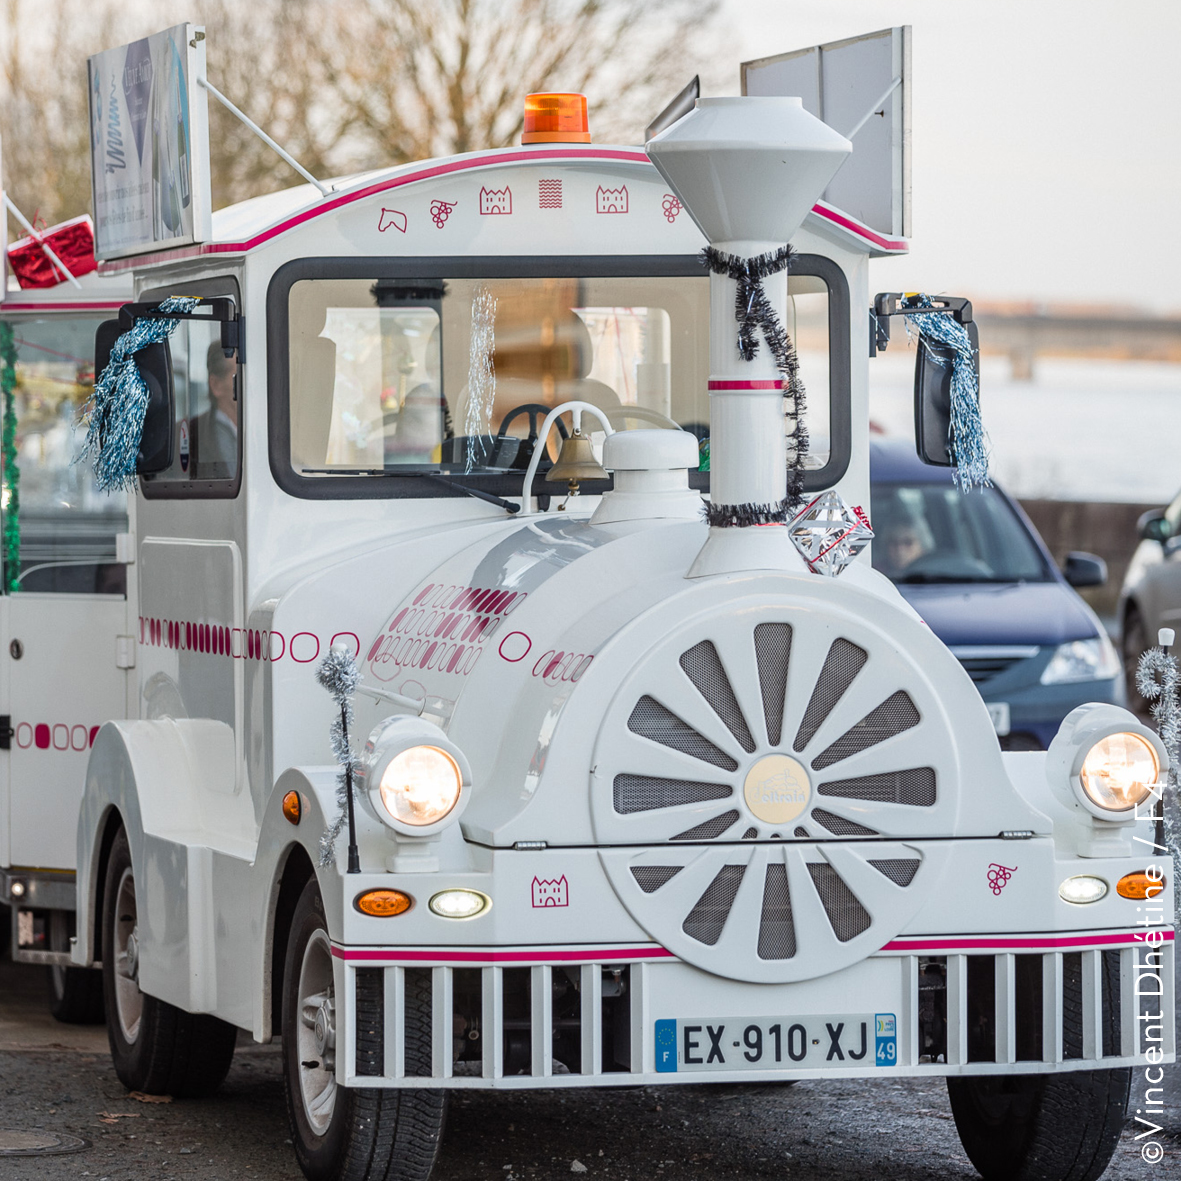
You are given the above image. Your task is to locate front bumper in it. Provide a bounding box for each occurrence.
[330,928,1176,1088]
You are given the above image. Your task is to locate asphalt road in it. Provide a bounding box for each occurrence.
[1,952,1177,1181]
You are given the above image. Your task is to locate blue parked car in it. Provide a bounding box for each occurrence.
[869,438,1123,750]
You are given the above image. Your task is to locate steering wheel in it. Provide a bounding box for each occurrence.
[604,405,681,431]
[495,403,570,469]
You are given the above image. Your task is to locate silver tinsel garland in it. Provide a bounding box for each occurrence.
[904,295,990,492]
[316,645,364,867]
[464,285,497,473]
[1135,644,1181,926]
[78,296,201,492]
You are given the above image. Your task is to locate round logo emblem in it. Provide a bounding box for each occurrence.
[743,754,811,825]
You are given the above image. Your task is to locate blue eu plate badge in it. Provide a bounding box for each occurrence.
[655,1019,677,1072]
[875,1013,897,1066]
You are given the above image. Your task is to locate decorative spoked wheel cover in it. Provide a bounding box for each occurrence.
[113,866,144,1042]
[296,929,338,1135]
[592,598,959,983]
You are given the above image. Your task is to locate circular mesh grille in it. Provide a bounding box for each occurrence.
[592,599,960,983]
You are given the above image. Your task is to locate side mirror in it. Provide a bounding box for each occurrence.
[914,321,981,468]
[1063,551,1107,588]
[1137,509,1171,544]
[94,319,175,475]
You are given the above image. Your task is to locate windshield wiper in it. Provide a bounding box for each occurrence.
[298,467,521,513]
[421,473,520,514]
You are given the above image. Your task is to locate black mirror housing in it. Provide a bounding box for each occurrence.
[93,318,175,476]
[1137,509,1171,544]
[1063,551,1107,588]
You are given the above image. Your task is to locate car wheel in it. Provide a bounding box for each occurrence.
[102,826,238,1096]
[282,878,446,1181]
[1122,606,1151,719]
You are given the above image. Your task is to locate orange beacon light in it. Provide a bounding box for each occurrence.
[522,93,591,144]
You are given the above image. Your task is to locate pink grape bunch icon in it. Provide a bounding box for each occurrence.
[661,193,683,223]
[431,199,457,228]
[986,862,1016,895]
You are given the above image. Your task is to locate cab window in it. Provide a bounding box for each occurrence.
[271,257,849,497]
[140,280,241,497]
[0,314,127,594]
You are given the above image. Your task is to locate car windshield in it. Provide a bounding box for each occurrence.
[870,482,1052,584]
[284,272,832,480]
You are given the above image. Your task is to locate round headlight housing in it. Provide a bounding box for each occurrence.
[1078,732,1158,814]
[379,745,463,826]
[360,715,472,836]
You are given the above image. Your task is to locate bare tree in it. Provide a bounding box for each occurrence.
[1,0,726,236]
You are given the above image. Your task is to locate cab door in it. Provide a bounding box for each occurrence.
[0,312,134,872]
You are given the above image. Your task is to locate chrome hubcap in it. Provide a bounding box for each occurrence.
[296,929,337,1135]
[113,866,144,1043]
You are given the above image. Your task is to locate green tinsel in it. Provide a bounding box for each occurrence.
[0,321,18,594]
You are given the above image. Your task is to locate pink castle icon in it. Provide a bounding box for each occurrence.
[531,875,569,907]
[595,185,628,214]
[480,186,512,215]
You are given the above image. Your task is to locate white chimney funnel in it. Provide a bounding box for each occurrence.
[646,97,851,574]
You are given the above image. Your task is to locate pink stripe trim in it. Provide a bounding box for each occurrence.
[331,945,675,964]
[707,380,782,390]
[101,148,651,271]
[811,202,908,253]
[1,300,126,312]
[881,929,1174,953]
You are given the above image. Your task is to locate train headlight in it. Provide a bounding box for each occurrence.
[361,717,471,836]
[1046,704,1165,821]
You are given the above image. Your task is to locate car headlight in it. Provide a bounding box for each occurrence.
[1040,636,1120,685]
[1046,703,1165,821]
[360,716,472,836]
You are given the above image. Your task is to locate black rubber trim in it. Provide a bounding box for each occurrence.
[266,254,851,502]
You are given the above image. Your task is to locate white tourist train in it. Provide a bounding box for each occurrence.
[2,23,1175,1181]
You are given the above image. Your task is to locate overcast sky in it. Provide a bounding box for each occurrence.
[723,1,1180,314]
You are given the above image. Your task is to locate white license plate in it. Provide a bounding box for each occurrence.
[987,702,1011,736]
[654,1013,897,1073]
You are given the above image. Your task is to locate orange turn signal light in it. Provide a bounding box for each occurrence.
[282,790,301,825]
[522,92,591,144]
[354,889,413,917]
[1116,871,1166,900]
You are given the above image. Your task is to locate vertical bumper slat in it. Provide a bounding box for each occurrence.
[481,967,504,1079]
[946,955,968,1065]
[432,967,453,1080]
[343,964,357,1083]
[1120,947,1138,1058]
[1081,949,1102,1061]
[995,954,1016,1064]
[531,965,553,1078]
[629,962,649,1074]
[384,966,405,1079]
[1042,953,1063,1063]
[903,956,919,1067]
[1161,939,1177,1057]
[580,963,602,1076]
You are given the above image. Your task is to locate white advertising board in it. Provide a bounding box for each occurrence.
[88,23,211,260]
[742,27,910,239]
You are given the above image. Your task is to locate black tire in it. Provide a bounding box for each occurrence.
[48,963,105,1024]
[102,826,238,1097]
[947,956,1130,1181]
[282,878,446,1181]
[1123,606,1151,720]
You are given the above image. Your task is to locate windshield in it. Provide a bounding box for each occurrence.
[284,271,832,481]
[870,482,1051,584]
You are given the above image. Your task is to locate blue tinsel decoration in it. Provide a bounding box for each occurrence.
[905,295,990,491]
[78,296,201,492]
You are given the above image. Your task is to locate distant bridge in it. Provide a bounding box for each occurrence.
[974,308,1181,379]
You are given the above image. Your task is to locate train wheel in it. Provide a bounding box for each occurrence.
[947,1068,1129,1181]
[102,826,237,1097]
[282,878,446,1181]
[48,908,105,1024]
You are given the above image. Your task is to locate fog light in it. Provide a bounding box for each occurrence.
[1059,875,1108,904]
[354,889,413,917]
[9,879,25,898]
[428,889,491,920]
[1117,870,1167,900]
